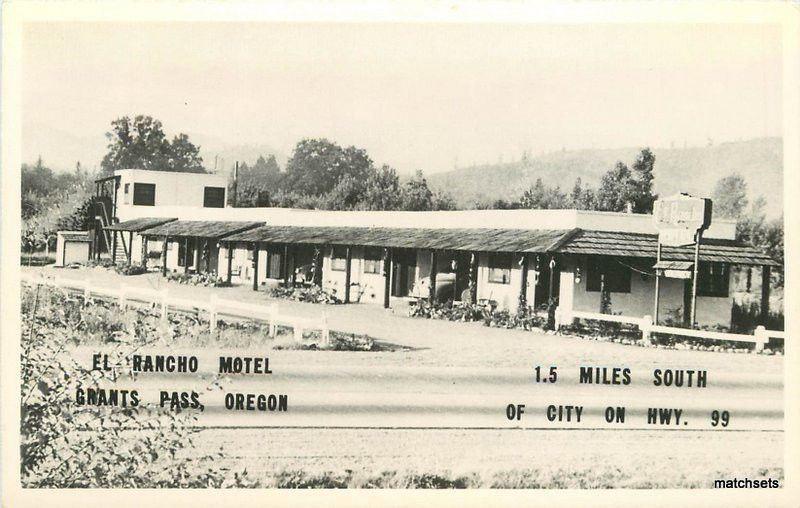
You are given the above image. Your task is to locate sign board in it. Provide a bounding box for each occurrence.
[653,194,712,247]
[653,194,712,231]
[661,269,693,279]
[658,228,697,247]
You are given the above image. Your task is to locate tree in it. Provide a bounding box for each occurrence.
[400,170,435,211]
[596,162,635,212]
[594,149,657,213]
[712,174,749,219]
[520,178,568,209]
[284,139,372,196]
[361,165,403,210]
[630,148,656,213]
[101,115,205,174]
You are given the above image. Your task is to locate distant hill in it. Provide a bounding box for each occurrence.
[427,138,783,218]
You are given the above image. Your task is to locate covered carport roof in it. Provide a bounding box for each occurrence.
[222,224,778,266]
[140,220,264,239]
[222,225,573,253]
[104,217,178,232]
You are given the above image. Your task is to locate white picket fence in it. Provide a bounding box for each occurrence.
[21,273,330,344]
[555,307,785,353]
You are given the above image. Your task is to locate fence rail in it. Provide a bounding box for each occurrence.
[555,307,784,353]
[21,273,330,344]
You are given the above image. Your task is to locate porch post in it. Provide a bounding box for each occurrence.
[252,242,260,291]
[344,246,352,303]
[226,242,233,284]
[383,248,392,309]
[548,256,556,301]
[290,246,297,287]
[429,250,438,303]
[760,265,771,325]
[161,236,168,276]
[111,230,118,265]
[127,231,133,264]
[689,231,702,328]
[653,242,662,325]
[313,246,323,286]
[283,244,290,286]
[183,238,190,274]
[469,252,478,304]
[141,235,148,268]
[519,253,529,310]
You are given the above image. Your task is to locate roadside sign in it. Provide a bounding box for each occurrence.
[658,228,697,247]
[662,269,693,279]
[653,194,712,232]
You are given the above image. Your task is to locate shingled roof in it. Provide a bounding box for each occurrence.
[554,230,778,266]
[223,225,573,253]
[104,217,178,232]
[141,220,264,239]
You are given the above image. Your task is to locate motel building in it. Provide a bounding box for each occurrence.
[87,169,778,329]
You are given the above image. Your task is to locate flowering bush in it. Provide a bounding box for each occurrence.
[410,300,544,330]
[166,271,228,287]
[269,285,342,304]
[114,262,148,276]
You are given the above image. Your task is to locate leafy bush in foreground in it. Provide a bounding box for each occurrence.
[20,284,254,487]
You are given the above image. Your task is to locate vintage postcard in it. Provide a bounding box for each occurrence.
[1,1,798,506]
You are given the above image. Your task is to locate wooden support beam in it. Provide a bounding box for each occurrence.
[161,236,168,276]
[548,256,556,302]
[383,248,392,309]
[141,236,148,268]
[183,238,190,274]
[290,246,297,287]
[761,265,771,325]
[429,250,438,303]
[283,244,290,286]
[111,230,118,265]
[226,243,233,284]
[469,252,478,304]
[519,253,529,310]
[252,242,260,291]
[127,231,133,264]
[313,247,323,286]
[344,246,352,303]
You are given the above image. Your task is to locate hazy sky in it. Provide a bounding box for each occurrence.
[23,22,781,173]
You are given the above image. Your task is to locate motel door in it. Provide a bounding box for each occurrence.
[391,249,416,297]
[533,256,560,308]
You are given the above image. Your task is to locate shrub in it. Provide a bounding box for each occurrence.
[114,262,148,276]
[20,283,255,487]
[269,285,342,304]
[166,271,228,287]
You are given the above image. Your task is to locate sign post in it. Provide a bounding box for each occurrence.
[652,194,712,328]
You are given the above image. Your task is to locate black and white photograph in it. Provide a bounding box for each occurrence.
[1,1,798,505]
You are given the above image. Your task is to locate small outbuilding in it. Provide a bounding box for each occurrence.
[54,231,91,267]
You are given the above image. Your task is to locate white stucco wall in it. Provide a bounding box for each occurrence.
[114,169,228,222]
[558,256,733,328]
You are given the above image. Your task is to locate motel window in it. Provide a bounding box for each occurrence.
[123,183,130,204]
[331,246,349,271]
[487,253,512,284]
[697,262,730,297]
[586,256,631,293]
[132,183,156,206]
[203,187,226,208]
[363,247,383,274]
